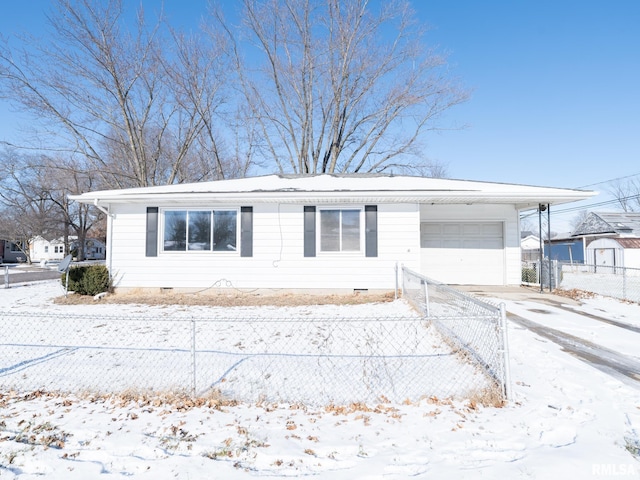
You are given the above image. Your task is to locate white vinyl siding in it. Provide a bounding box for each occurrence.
[105,201,521,291]
[107,203,419,291]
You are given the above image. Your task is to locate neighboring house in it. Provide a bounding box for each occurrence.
[546,233,585,264]
[572,212,640,269]
[70,174,594,292]
[521,232,585,263]
[30,236,107,262]
[0,239,28,263]
[520,233,541,262]
[30,236,67,262]
[71,238,106,261]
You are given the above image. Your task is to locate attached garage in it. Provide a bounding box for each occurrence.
[420,222,505,284]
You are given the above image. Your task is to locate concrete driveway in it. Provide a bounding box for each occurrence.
[459,285,640,386]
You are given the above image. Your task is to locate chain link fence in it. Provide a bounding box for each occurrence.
[401,267,510,402]
[557,263,640,303]
[1,307,496,405]
[522,260,559,289]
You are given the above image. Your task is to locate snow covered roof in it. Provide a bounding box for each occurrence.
[573,212,640,237]
[70,174,595,210]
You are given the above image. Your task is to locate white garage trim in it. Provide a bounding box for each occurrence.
[420,222,505,285]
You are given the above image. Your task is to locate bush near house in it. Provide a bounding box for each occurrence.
[521,266,538,283]
[62,265,111,296]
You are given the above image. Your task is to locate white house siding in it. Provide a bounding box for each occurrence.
[108,203,420,292]
[418,204,520,285]
[624,249,640,271]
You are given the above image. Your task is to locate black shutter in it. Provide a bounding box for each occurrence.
[146,207,158,257]
[304,206,316,257]
[241,206,253,257]
[365,205,378,257]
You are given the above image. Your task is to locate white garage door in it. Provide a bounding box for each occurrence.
[420,222,505,285]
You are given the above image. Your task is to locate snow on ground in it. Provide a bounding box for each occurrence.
[1,280,640,479]
[497,296,640,361]
[573,296,640,329]
[1,283,476,404]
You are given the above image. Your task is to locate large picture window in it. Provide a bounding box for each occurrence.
[319,209,361,252]
[163,209,238,252]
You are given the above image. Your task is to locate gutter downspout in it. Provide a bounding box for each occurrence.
[547,203,552,292]
[94,199,114,281]
[538,204,544,293]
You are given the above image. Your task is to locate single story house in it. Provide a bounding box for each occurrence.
[70,174,595,292]
[0,240,27,263]
[30,236,107,262]
[71,238,107,261]
[30,236,68,262]
[546,233,585,264]
[520,232,541,262]
[572,212,640,269]
[521,231,584,265]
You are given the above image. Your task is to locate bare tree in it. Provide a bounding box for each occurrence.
[43,156,105,261]
[0,0,243,189]
[223,0,467,175]
[608,178,640,212]
[0,151,62,263]
[570,210,590,233]
[520,217,536,235]
[0,149,103,261]
[0,208,37,263]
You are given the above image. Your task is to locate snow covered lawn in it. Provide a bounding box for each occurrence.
[1,280,640,479]
[1,281,492,404]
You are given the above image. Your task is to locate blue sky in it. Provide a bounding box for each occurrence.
[0,0,638,231]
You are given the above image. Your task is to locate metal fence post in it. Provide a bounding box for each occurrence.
[422,278,430,317]
[191,318,197,397]
[4,265,8,289]
[500,303,512,401]
[394,261,398,300]
[623,267,628,301]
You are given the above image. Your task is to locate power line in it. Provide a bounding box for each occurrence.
[576,172,640,189]
[555,193,640,214]
[520,193,640,220]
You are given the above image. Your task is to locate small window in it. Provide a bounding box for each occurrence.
[164,211,187,251]
[44,246,49,253]
[213,210,237,251]
[188,211,211,251]
[163,209,238,252]
[319,209,361,253]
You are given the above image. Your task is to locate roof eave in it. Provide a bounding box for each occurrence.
[70,189,594,208]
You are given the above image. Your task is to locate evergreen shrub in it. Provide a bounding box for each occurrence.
[62,265,111,296]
